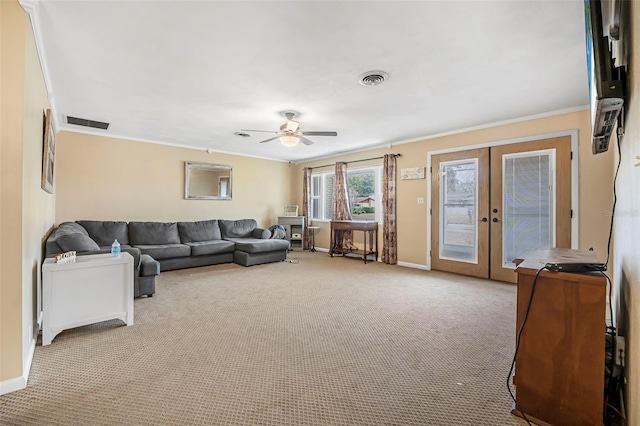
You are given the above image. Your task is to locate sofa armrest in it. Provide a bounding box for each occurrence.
[122,247,141,269]
[252,228,271,239]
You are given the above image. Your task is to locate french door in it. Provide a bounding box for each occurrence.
[430,137,572,283]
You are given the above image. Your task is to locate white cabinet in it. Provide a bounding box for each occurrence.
[42,253,134,345]
[278,216,305,251]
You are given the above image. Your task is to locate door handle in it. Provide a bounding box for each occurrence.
[479,217,488,222]
[492,218,500,223]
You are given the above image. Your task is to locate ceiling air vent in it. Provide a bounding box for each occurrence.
[66,116,110,130]
[358,70,389,86]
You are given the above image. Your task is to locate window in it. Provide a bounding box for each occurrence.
[310,166,382,222]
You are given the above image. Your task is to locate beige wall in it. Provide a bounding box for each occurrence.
[1,0,55,388]
[55,132,293,228]
[294,109,613,266]
[22,7,56,367]
[614,1,640,423]
[0,0,26,383]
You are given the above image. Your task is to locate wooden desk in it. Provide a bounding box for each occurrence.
[329,220,378,264]
[512,248,606,426]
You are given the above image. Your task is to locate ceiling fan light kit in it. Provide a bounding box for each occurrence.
[240,110,338,148]
[280,135,300,147]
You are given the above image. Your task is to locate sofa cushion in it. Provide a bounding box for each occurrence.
[178,220,221,243]
[219,219,258,239]
[56,233,101,252]
[98,244,132,251]
[135,244,191,260]
[225,238,290,254]
[45,222,92,256]
[57,222,90,237]
[185,240,235,256]
[129,222,181,245]
[77,220,129,246]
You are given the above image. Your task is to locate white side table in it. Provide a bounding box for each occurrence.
[42,252,134,345]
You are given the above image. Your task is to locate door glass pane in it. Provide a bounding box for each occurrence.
[502,150,555,268]
[439,159,478,263]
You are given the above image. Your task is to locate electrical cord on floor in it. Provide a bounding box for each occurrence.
[507,267,545,426]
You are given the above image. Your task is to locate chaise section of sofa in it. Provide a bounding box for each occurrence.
[219,219,290,266]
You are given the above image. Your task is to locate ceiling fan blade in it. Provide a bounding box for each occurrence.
[258,136,282,144]
[241,129,278,134]
[301,131,337,136]
[298,136,314,146]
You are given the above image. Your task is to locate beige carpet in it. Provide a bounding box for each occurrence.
[0,252,525,425]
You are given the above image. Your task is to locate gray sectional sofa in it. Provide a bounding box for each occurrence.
[45,219,290,298]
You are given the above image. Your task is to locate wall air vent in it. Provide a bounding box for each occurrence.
[66,116,110,130]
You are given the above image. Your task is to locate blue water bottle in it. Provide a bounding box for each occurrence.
[111,239,121,258]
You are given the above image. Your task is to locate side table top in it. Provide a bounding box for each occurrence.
[43,252,133,271]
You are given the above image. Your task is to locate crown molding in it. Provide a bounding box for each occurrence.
[19,0,59,132]
[18,0,38,14]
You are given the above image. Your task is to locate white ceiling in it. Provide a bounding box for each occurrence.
[32,0,589,163]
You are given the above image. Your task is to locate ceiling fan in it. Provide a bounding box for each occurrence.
[241,111,337,147]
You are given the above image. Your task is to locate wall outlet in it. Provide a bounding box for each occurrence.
[417,197,424,204]
[615,336,625,366]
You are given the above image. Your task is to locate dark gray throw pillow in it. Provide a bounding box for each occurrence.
[252,228,271,239]
[56,234,100,252]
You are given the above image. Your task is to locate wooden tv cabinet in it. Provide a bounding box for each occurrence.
[512,248,606,426]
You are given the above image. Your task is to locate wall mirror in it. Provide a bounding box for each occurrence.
[185,162,232,200]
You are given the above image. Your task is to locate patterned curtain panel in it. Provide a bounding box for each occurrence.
[382,154,397,264]
[332,162,353,249]
[302,167,312,250]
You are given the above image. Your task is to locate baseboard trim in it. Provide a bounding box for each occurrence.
[311,249,428,270]
[0,335,36,395]
[397,261,430,270]
[0,375,26,396]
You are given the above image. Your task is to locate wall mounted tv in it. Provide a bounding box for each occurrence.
[584,0,628,155]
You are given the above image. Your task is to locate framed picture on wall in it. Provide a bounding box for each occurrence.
[41,108,55,194]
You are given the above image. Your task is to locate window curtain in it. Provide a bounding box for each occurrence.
[302,167,312,250]
[332,162,353,249]
[382,154,397,264]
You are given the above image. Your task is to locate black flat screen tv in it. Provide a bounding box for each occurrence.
[584,0,626,154]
